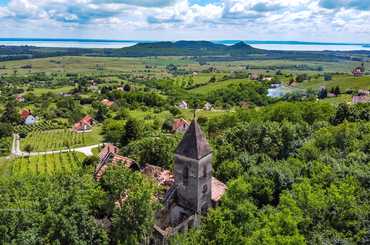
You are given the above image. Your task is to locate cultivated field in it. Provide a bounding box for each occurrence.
[20,127,103,152]
[9,152,85,176]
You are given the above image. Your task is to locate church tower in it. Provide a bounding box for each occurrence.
[174,119,212,214]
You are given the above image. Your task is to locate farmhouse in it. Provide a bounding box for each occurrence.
[352,95,370,104]
[172,118,190,133]
[15,95,25,102]
[101,99,114,107]
[204,102,213,111]
[20,109,32,120]
[352,64,365,77]
[178,101,188,110]
[73,115,94,132]
[25,115,37,125]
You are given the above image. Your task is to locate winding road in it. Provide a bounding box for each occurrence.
[11,134,103,157]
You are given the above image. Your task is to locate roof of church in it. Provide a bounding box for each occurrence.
[175,119,212,160]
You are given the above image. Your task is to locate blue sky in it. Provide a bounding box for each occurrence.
[0,0,369,42]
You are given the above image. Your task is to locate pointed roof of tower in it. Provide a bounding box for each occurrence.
[175,119,212,160]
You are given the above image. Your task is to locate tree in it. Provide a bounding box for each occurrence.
[1,102,20,124]
[100,166,158,244]
[124,135,178,168]
[120,118,143,146]
[209,75,216,83]
[23,144,34,154]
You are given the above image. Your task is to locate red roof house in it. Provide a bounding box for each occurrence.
[19,109,32,120]
[101,99,114,107]
[352,64,365,77]
[95,143,137,181]
[172,118,190,133]
[73,115,94,132]
[352,95,370,104]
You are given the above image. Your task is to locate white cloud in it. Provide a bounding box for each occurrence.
[0,0,369,42]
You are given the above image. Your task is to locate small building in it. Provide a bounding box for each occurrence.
[73,115,94,133]
[358,89,370,96]
[19,109,32,121]
[178,101,188,110]
[25,115,37,125]
[95,143,137,181]
[352,95,370,104]
[204,102,213,111]
[16,95,25,102]
[352,64,365,77]
[172,118,190,133]
[101,99,114,107]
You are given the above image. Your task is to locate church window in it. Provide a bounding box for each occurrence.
[202,184,208,194]
[183,166,189,186]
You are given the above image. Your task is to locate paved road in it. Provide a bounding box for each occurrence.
[12,134,103,157]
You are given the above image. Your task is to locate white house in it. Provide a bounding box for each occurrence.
[25,115,37,125]
[204,102,213,111]
[178,101,188,109]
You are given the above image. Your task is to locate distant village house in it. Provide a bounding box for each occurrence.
[172,118,190,133]
[178,101,188,110]
[204,102,213,111]
[73,115,94,133]
[101,99,114,107]
[352,63,365,77]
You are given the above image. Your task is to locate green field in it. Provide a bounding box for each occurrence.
[189,78,253,94]
[20,127,103,152]
[8,152,85,176]
[294,74,370,91]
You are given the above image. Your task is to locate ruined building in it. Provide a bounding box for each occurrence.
[151,119,226,244]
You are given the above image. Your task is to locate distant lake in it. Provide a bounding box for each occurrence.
[0,38,370,51]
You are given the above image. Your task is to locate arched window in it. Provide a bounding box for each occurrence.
[183,166,189,186]
[203,165,207,178]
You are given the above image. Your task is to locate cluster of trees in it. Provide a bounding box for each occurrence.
[0,164,159,244]
[174,101,370,244]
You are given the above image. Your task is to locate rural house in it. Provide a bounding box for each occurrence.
[204,102,213,111]
[101,99,114,107]
[352,63,365,77]
[178,101,188,109]
[15,95,25,102]
[20,109,32,121]
[25,115,37,125]
[73,115,94,132]
[172,118,190,133]
[352,95,370,104]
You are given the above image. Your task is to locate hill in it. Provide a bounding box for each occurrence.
[1,41,370,62]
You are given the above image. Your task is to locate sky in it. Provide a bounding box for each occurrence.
[0,0,369,42]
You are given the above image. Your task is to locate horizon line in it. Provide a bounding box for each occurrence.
[0,38,369,46]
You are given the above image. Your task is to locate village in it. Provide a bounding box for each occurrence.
[0,53,369,244]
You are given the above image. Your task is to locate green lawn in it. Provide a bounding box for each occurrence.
[9,152,85,176]
[189,78,253,94]
[20,127,103,152]
[294,75,370,91]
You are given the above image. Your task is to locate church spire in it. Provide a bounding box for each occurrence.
[175,119,212,160]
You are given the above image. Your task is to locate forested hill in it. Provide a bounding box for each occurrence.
[116,41,263,56]
[1,41,370,61]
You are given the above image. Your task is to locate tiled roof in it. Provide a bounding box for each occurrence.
[172,118,190,131]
